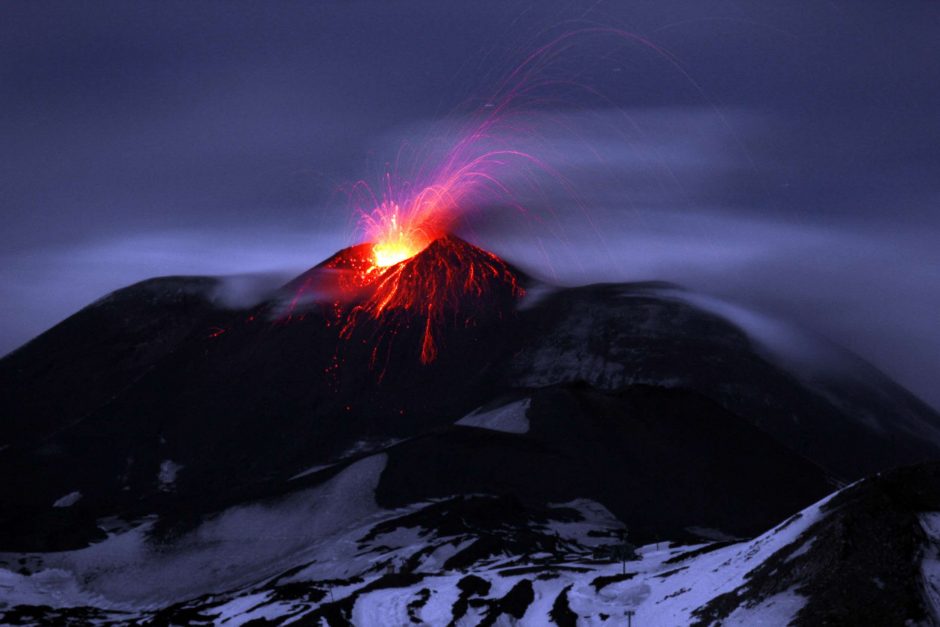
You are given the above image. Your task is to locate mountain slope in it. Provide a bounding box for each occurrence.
[1,236,939,556]
[3,460,939,626]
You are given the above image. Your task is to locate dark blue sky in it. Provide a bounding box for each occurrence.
[2,1,939,407]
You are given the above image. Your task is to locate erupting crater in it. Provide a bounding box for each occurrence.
[289,234,525,368]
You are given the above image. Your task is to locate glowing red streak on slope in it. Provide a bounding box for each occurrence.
[323,235,523,366]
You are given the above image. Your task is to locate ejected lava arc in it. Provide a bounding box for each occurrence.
[283,88,546,368]
[284,173,527,370]
[285,29,676,370]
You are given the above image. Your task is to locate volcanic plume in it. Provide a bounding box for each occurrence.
[282,29,677,372]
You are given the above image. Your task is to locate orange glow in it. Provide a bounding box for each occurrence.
[325,170,525,368]
[315,234,524,369]
[372,238,419,268]
[369,206,430,268]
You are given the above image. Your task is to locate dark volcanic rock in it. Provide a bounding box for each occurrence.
[693,462,940,626]
[1,236,939,554]
[504,282,940,481]
[377,383,833,542]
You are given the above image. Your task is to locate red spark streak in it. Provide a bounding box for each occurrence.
[289,28,699,369]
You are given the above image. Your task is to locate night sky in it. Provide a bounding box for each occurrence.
[2,1,939,408]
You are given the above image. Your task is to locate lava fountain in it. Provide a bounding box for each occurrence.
[283,195,525,370]
[321,146,545,367]
[285,28,685,370]
[286,106,554,368]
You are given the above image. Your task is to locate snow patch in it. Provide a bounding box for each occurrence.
[289,464,333,481]
[352,584,425,626]
[723,587,807,625]
[919,512,940,622]
[786,537,815,562]
[157,460,183,491]
[52,491,82,508]
[342,438,406,458]
[546,499,624,548]
[5,454,388,608]
[288,438,405,482]
[0,568,90,608]
[456,399,530,434]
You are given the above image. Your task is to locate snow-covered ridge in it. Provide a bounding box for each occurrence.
[6,463,927,626]
[0,454,389,608]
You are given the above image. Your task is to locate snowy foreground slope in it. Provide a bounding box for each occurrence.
[3,460,940,626]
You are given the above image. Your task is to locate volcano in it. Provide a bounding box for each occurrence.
[285,234,525,368]
[2,239,940,624]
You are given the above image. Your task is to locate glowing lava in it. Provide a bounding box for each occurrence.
[317,234,524,368]
[291,29,668,369]
[322,175,528,371]
[367,203,434,269]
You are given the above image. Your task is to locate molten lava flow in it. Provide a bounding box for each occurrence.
[317,234,524,369]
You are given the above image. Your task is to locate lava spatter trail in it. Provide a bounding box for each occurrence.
[280,28,690,373]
